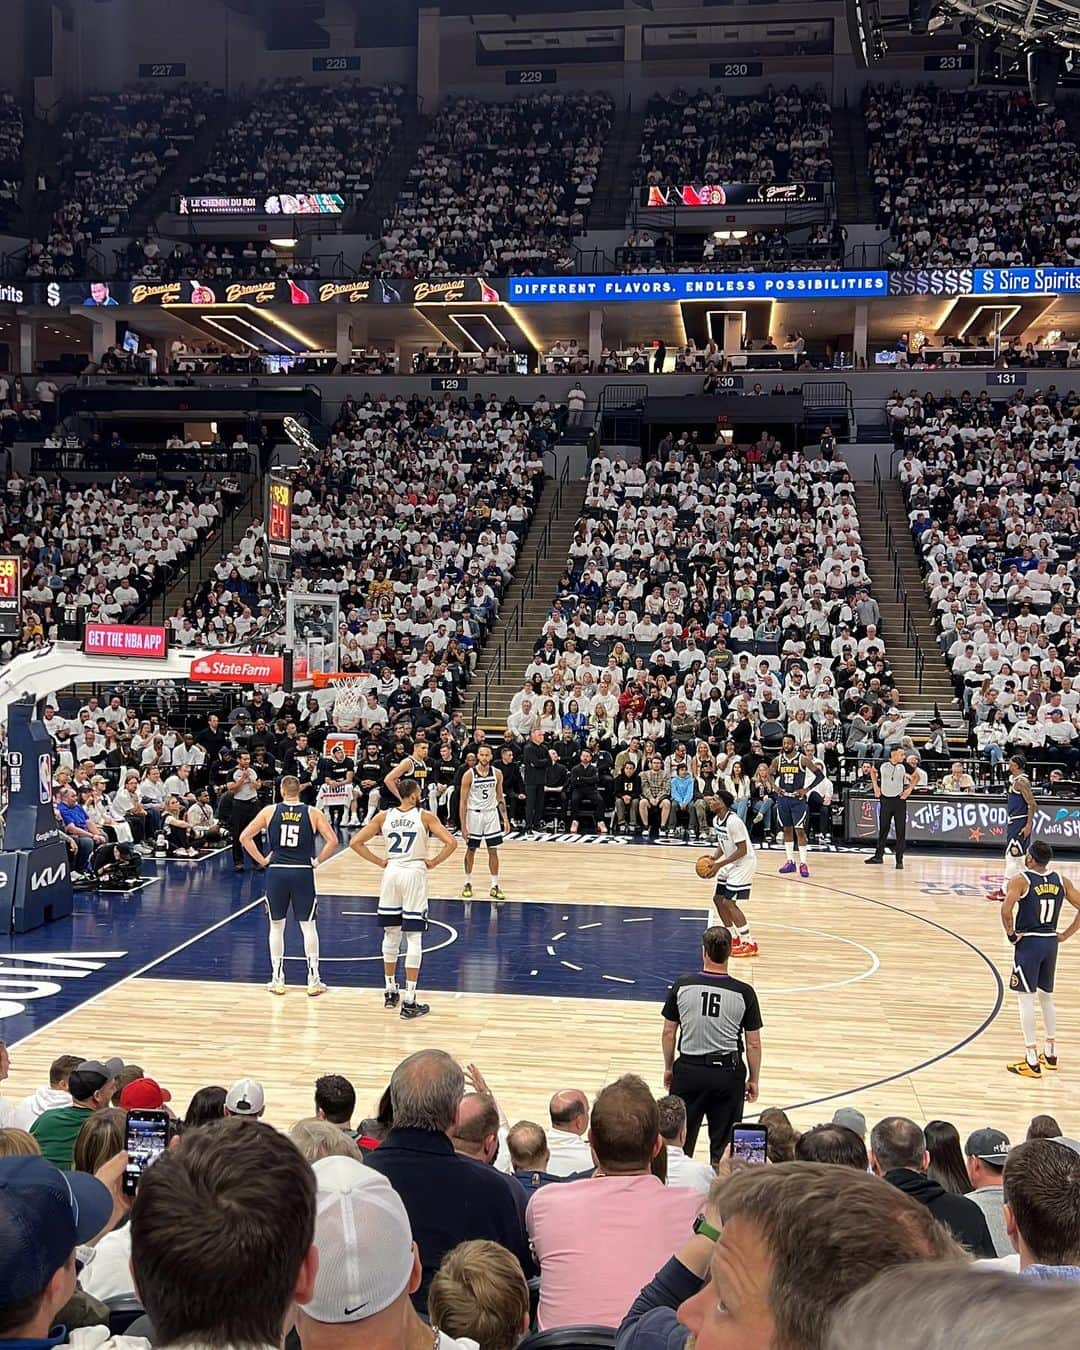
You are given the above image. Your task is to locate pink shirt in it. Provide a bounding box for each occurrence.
[526,1174,702,1328]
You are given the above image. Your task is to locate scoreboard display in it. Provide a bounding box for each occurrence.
[0,556,21,637]
[267,476,293,560]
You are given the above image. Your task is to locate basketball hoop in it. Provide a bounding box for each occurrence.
[312,671,365,731]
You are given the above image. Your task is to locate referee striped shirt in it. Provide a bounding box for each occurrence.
[662,973,762,1056]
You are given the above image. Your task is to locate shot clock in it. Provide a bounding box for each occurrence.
[0,556,21,638]
[267,477,293,560]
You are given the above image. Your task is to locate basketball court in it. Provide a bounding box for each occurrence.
[2,836,1073,1144]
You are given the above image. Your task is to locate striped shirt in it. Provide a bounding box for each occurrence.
[662,973,762,1056]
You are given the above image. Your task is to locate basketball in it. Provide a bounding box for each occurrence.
[695,855,715,879]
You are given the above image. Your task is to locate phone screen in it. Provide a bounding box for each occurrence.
[123,1111,170,1195]
[730,1125,768,1166]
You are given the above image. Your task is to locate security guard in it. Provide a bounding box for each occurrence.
[661,925,763,1161]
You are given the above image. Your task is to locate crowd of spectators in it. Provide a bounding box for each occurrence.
[497,436,899,836]
[375,92,612,277]
[139,394,550,718]
[0,1042,1077,1350]
[616,223,845,275]
[189,79,405,206]
[638,85,833,187]
[25,84,221,279]
[0,90,23,229]
[895,385,1080,779]
[1,470,228,664]
[114,236,325,286]
[866,84,1080,268]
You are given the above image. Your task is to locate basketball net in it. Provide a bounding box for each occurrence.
[312,671,365,731]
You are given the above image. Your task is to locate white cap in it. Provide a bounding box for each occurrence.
[304,1157,415,1324]
[224,1078,265,1116]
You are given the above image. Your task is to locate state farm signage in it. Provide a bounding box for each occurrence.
[188,653,285,685]
[83,624,168,658]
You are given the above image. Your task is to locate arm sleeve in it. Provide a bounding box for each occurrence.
[661,983,681,1023]
[616,1258,700,1350]
[743,986,764,1032]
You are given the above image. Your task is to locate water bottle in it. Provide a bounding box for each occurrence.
[155,832,167,858]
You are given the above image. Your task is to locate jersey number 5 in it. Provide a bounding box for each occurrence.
[388,830,416,856]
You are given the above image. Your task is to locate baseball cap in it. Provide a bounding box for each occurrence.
[0,1156,113,1300]
[119,1077,172,1110]
[304,1157,414,1324]
[965,1127,1011,1165]
[832,1107,867,1138]
[68,1057,123,1100]
[225,1078,265,1116]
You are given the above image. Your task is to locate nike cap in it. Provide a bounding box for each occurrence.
[303,1157,414,1324]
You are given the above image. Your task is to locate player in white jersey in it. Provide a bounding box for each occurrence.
[459,744,510,900]
[699,790,759,958]
[350,776,456,1018]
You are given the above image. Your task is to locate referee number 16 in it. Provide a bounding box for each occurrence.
[700,991,725,1017]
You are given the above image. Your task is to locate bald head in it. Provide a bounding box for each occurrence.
[549,1089,589,1135]
[389,1049,465,1133]
[508,1121,549,1172]
[449,1092,500,1162]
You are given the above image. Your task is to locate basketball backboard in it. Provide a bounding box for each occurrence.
[285,591,340,690]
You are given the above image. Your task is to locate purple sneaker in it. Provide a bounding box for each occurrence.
[799,863,810,878]
[778,861,797,875]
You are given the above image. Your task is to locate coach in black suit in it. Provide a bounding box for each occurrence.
[523,726,549,835]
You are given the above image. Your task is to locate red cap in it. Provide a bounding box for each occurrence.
[119,1077,172,1110]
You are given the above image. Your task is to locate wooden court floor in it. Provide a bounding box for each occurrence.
[4,842,1075,1146]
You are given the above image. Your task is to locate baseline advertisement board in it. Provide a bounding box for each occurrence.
[846,793,1080,851]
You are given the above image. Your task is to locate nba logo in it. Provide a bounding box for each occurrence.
[38,753,51,804]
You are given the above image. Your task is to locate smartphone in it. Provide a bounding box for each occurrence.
[730,1125,768,1166]
[123,1109,171,1195]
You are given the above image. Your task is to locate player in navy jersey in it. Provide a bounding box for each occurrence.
[988,753,1038,903]
[240,775,339,997]
[1001,838,1080,1078]
[767,735,822,877]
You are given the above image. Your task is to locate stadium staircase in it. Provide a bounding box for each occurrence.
[830,105,876,226]
[852,476,966,745]
[127,115,223,236]
[468,464,587,733]
[19,113,61,241]
[588,100,645,230]
[352,109,430,236]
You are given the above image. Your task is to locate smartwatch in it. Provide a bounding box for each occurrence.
[693,1213,721,1242]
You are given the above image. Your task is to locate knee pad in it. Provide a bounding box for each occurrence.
[382,928,402,963]
[405,931,424,965]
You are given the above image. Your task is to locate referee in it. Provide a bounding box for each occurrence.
[865,744,917,869]
[661,926,762,1162]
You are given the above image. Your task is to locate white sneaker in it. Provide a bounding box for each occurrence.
[267,977,286,996]
[307,978,327,998]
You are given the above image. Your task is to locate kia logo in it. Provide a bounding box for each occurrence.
[30,864,66,891]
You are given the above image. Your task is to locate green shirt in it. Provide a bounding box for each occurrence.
[31,1103,94,1168]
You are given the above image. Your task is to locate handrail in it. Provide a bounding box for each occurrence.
[474,457,572,726]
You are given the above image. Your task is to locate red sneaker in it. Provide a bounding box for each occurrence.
[731,940,759,958]
[986,889,1006,902]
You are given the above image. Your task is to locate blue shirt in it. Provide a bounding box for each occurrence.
[670,774,694,806]
[57,802,89,831]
